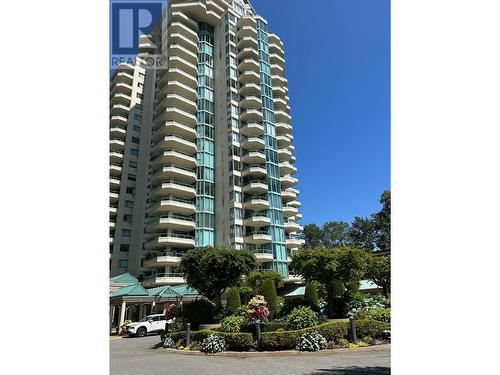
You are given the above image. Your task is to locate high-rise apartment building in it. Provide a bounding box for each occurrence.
[110,0,304,284]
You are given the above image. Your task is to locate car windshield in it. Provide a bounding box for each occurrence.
[140,316,155,322]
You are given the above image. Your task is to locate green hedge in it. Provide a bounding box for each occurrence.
[261,319,388,350]
[166,329,254,351]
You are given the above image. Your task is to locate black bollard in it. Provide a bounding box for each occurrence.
[255,322,262,351]
[349,317,357,343]
[186,323,191,346]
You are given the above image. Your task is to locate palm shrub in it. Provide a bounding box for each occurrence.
[220,315,246,333]
[261,279,278,319]
[201,334,227,353]
[287,306,319,330]
[296,331,327,352]
[226,287,241,314]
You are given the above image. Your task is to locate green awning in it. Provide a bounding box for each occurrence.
[147,285,182,298]
[111,283,149,297]
[110,273,139,284]
[171,284,200,297]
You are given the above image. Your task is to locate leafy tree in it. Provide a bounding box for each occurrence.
[238,286,253,305]
[349,216,376,250]
[261,279,278,319]
[322,221,351,248]
[246,270,284,291]
[304,281,320,310]
[291,246,369,318]
[366,255,391,297]
[183,299,216,329]
[178,246,256,307]
[226,287,241,314]
[301,224,324,247]
[373,190,390,251]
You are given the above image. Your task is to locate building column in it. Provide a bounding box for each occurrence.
[139,304,144,320]
[119,301,126,333]
[151,300,156,313]
[109,305,116,335]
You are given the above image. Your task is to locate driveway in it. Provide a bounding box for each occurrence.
[110,335,390,375]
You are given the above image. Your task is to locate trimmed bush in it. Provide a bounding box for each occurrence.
[168,329,253,351]
[287,306,319,330]
[170,316,187,333]
[297,331,327,352]
[355,319,390,339]
[261,321,288,332]
[366,307,390,323]
[261,279,278,319]
[238,286,253,305]
[183,299,216,329]
[226,287,241,314]
[304,282,320,310]
[220,315,246,333]
[201,334,227,353]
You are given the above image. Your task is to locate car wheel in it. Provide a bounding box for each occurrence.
[136,327,147,337]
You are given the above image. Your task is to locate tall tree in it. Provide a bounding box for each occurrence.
[349,216,376,250]
[322,221,351,248]
[301,223,324,247]
[291,246,368,318]
[373,190,391,251]
[366,255,391,297]
[178,246,256,307]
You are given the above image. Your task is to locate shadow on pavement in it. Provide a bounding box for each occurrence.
[310,366,390,374]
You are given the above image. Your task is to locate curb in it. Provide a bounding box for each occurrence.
[159,344,391,357]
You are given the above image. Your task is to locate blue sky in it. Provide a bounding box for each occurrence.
[251,0,390,225]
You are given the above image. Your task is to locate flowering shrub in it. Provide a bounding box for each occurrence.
[201,334,227,353]
[163,337,175,349]
[165,303,180,320]
[246,295,269,323]
[220,316,246,333]
[286,306,319,330]
[296,331,327,352]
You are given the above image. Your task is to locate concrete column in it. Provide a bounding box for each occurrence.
[139,304,144,319]
[151,300,156,313]
[109,305,115,335]
[119,301,126,332]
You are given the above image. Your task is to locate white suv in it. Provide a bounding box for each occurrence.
[125,314,168,337]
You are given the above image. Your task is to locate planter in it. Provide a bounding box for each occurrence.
[199,323,220,330]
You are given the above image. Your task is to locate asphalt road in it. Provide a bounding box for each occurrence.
[110,335,390,375]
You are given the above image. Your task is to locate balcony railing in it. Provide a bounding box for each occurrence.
[144,272,183,280]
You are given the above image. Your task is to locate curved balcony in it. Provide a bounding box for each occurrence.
[110,93,131,107]
[237,47,259,60]
[275,110,291,124]
[268,33,284,48]
[281,189,297,203]
[242,150,266,164]
[111,71,134,86]
[159,80,198,103]
[273,98,288,111]
[237,36,258,50]
[168,43,198,66]
[110,82,133,96]
[270,63,284,76]
[169,21,198,45]
[284,221,303,233]
[240,122,264,137]
[244,214,271,228]
[142,273,185,287]
[145,232,195,250]
[295,212,303,220]
[253,249,274,263]
[242,165,267,179]
[146,215,195,233]
[281,175,298,190]
[151,164,197,184]
[110,125,127,139]
[276,134,292,148]
[288,200,301,208]
[241,135,265,150]
[243,180,268,195]
[143,251,185,268]
[279,161,297,176]
[148,198,196,217]
[237,25,257,39]
[243,196,269,211]
[110,114,128,127]
[151,149,196,169]
[278,148,292,162]
[110,176,121,189]
[272,74,288,86]
[269,42,284,57]
[110,103,130,117]
[153,120,197,141]
[157,93,197,114]
[269,53,285,68]
[273,86,287,99]
[109,204,118,217]
[239,83,261,97]
[155,106,197,127]
[286,237,305,249]
[151,134,197,155]
[169,32,199,53]
[275,122,292,135]
[150,180,196,200]
[240,95,262,110]
[282,205,299,218]
[238,58,259,72]
[109,151,124,163]
[162,68,198,89]
[245,231,272,245]
[237,16,257,28]
[240,108,263,123]
[109,163,122,176]
[109,138,125,152]
[109,190,119,203]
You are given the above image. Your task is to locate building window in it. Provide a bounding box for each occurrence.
[122,229,131,237]
[130,148,139,156]
[125,200,134,208]
[128,174,136,181]
[129,161,138,169]
[126,187,135,195]
[120,244,129,252]
[123,214,133,223]
[133,125,141,133]
[118,259,128,268]
[131,136,140,144]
